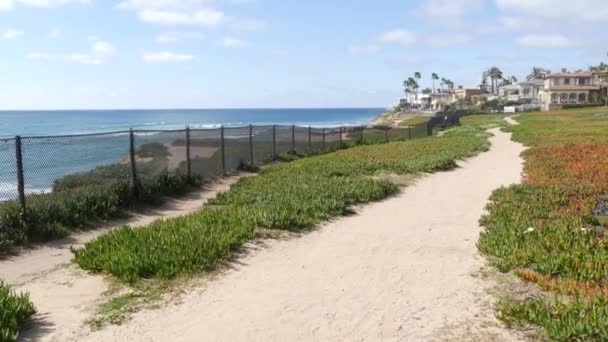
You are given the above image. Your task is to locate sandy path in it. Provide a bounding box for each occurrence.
[0,175,246,342]
[79,127,525,342]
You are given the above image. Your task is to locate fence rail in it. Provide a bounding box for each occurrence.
[0,122,432,228]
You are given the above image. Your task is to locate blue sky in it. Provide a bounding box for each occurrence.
[1,0,607,109]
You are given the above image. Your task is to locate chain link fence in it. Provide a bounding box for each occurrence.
[0,121,434,246]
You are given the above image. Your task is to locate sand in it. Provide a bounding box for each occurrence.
[73,126,526,341]
[1,175,246,342]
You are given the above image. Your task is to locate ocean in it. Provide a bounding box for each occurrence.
[0,108,383,200]
[0,108,383,138]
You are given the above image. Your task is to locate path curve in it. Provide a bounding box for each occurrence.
[78,128,526,342]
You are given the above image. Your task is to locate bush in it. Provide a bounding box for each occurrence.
[74,125,490,283]
[0,282,36,342]
[0,172,199,247]
[561,103,604,109]
[73,207,256,283]
[478,108,608,338]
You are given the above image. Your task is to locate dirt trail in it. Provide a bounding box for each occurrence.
[76,127,526,342]
[0,175,246,342]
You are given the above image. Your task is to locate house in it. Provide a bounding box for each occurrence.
[454,87,488,100]
[498,79,544,104]
[498,84,520,101]
[542,69,607,111]
[429,91,456,110]
[518,79,545,104]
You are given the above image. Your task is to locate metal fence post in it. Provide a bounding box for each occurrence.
[272,125,277,160]
[220,125,226,172]
[360,126,364,144]
[129,129,139,196]
[185,126,191,180]
[291,125,296,154]
[308,126,312,152]
[249,124,254,165]
[14,136,26,220]
[322,128,326,150]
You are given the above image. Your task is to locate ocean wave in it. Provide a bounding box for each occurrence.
[0,181,53,201]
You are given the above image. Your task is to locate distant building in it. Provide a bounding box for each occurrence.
[454,87,488,100]
[542,69,608,111]
[498,79,544,104]
[429,91,456,110]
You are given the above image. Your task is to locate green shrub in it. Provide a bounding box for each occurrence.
[561,104,604,109]
[500,296,608,341]
[74,125,489,283]
[73,207,256,283]
[0,172,199,247]
[0,282,36,342]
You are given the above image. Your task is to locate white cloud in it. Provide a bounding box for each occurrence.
[0,0,14,10]
[26,52,60,61]
[143,51,195,63]
[230,18,266,31]
[138,9,225,27]
[427,33,472,47]
[516,34,578,48]
[156,31,204,43]
[0,0,89,10]
[221,36,248,48]
[496,0,608,22]
[377,29,417,45]
[118,0,264,31]
[26,39,117,65]
[47,28,62,39]
[416,0,482,18]
[1,28,24,40]
[348,44,380,55]
[91,41,116,55]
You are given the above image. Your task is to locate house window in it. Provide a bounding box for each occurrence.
[564,78,571,85]
[553,79,561,86]
[560,93,568,103]
[523,88,531,96]
[569,93,577,103]
[579,93,587,103]
[551,93,558,103]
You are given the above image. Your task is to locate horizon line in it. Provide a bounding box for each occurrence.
[0,106,388,112]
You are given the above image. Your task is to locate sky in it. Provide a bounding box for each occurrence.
[1,0,607,110]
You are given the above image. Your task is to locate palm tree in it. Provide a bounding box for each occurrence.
[487,66,503,95]
[440,78,447,92]
[408,77,419,108]
[422,88,432,94]
[403,79,411,107]
[413,72,422,105]
[431,73,439,93]
[527,67,547,81]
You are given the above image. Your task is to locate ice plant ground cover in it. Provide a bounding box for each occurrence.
[477,108,608,340]
[73,124,490,283]
[0,281,36,342]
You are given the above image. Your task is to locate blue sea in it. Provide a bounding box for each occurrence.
[0,108,383,200]
[0,108,383,138]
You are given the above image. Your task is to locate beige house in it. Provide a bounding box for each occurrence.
[454,87,488,101]
[542,70,607,111]
[429,91,456,110]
